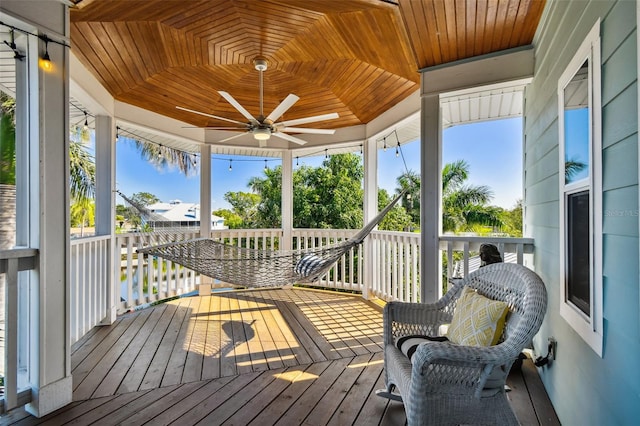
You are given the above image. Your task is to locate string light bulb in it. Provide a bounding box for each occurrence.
[383,137,387,152]
[83,111,89,131]
[115,126,120,141]
[264,159,268,171]
[296,156,299,166]
[229,159,233,171]
[360,144,363,155]
[325,149,328,159]
[395,143,400,157]
[39,35,52,72]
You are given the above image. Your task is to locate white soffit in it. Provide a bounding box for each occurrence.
[441,82,528,129]
[0,30,16,97]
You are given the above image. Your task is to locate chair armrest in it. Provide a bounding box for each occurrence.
[412,340,518,365]
[408,340,520,398]
[383,301,453,346]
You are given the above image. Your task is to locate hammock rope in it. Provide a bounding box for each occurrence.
[118,189,407,288]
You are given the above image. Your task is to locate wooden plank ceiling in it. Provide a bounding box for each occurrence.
[69,0,545,131]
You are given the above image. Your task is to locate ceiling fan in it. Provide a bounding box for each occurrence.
[177,58,339,147]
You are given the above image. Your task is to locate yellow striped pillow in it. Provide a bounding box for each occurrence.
[446,286,509,347]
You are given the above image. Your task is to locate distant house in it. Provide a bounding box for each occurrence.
[145,200,226,230]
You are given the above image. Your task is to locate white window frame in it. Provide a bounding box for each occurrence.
[558,20,603,357]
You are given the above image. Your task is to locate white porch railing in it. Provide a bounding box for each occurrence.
[68,229,535,347]
[369,230,421,303]
[70,235,111,344]
[367,232,535,303]
[0,247,37,412]
[292,229,361,292]
[115,231,200,314]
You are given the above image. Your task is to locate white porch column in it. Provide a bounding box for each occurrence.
[198,144,212,295]
[94,115,114,235]
[94,115,117,324]
[0,0,75,416]
[362,138,378,299]
[420,93,442,303]
[281,150,293,251]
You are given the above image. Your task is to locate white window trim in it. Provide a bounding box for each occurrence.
[557,20,603,357]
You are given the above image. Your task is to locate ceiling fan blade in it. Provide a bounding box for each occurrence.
[266,94,299,123]
[272,131,307,145]
[278,112,339,127]
[218,91,258,124]
[217,132,249,143]
[181,126,246,130]
[280,127,336,135]
[176,106,246,125]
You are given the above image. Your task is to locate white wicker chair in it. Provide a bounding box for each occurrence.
[376,263,547,425]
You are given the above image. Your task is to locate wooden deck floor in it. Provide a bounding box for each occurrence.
[2,288,559,425]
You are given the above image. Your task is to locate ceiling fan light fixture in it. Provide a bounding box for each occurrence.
[253,128,271,140]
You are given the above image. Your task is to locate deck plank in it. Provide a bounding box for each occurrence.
[91,305,166,397]
[275,299,334,362]
[73,307,155,400]
[352,362,404,426]
[134,375,236,425]
[507,361,540,426]
[201,293,222,380]
[182,295,210,383]
[197,368,287,424]
[90,385,179,425]
[237,292,271,372]
[327,351,385,425]
[139,297,193,390]
[115,380,209,426]
[115,301,179,394]
[244,292,286,370]
[161,296,199,387]
[71,313,138,393]
[273,356,353,426]
[247,361,333,426]
[166,371,263,424]
[218,291,238,377]
[1,288,558,426]
[258,293,313,366]
[520,359,562,425]
[304,353,376,426]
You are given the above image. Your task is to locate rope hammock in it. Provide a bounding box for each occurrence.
[118,190,407,288]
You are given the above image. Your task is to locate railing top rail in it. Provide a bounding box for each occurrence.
[70,234,112,244]
[370,230,420,238]
[439,235,534,244]
[0,247,38,260]
[292,228,357,233]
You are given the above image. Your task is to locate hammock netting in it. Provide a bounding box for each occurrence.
[119,190,405,288]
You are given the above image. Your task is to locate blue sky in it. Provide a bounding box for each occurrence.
[115,117,522,210]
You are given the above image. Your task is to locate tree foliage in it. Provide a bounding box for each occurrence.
[224,191,260,228]
[378,189,413,232]
[0,93,16,185]
[69,130,96,202]
[442,160,502,233]
[232,153,366,230]
[131,192,160,206]
[213,208,243,229]
[131,139,198,176]
[395,169,420,225]
[293,154,364,229]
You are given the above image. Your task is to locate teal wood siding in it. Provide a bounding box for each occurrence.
[524,0,639,424]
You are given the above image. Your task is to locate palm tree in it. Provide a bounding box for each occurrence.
[69,128,96,201]
[395,160,503,233]
[396,169,421,226]
[131,139,197,176]
[442,160,502,233]
[1,93,17,247]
